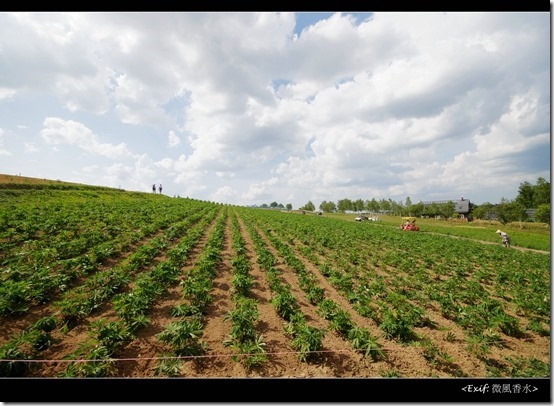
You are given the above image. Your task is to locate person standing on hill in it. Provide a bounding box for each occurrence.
[152,184,156,193]
[158,184,163,194]
[496,230,511,248]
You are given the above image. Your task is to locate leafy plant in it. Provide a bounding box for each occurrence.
[271,290,299,321]
[91,320,132,353]
[348,327,386,361]
[153,355,182,377]
[0,345,31,376]
[157,319,207,356]
[291,324,326,362]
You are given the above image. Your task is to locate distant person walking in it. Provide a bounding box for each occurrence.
[152,184,156,193]
[158,184,163,194]
[496,230,511,248]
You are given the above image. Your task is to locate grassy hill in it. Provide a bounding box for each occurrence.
[0,174,121,191]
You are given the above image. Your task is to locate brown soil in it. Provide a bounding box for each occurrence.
[2,208,549,379]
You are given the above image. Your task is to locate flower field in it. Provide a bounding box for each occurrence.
[0,178,550,379]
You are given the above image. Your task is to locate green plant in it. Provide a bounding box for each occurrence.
[224,297,259,343]
[271,290,298,321]
[348,327,386,361]
[380,308,416,342]
[291,325,326,362]
[67,345,115,377]
[0,345,30,376]
[380,367,401,377]
[91,320,131,353]
[153,355,182,377]
[157,319,207,356]
[329,309,354,336]
[228,335,268,369]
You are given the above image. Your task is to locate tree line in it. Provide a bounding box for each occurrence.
[295,177,550,224]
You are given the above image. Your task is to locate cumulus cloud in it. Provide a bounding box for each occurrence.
[24,143,38,153]
[40,117,133,158]
[0,12,548,206]
[0,88,17,100]
[168,130,181,147]
[211,185,237,203]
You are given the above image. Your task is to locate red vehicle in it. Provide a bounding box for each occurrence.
[400,217,420,231]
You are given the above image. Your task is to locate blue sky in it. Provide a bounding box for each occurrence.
[0,12,550,208]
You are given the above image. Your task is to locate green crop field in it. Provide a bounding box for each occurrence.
[0,175,550,379]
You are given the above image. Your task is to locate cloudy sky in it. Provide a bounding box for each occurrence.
[0,11,549,208]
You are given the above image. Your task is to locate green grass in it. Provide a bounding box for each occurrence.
[325,213,550,252]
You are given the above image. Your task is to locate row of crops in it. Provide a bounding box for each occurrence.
[0,187,550,377]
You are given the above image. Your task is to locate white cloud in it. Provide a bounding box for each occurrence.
[242,177,280,202]
[168,130,181,147]
[24,143,38,153]
[211,185,237,203]
[0,88,16,100]
[40,117,133,158]
[0,12,548,207]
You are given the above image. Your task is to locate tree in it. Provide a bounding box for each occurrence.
[534,203,550,223]
[367,198,380,213]
[533,177,550,206]
[337,199,353,212]
[319,200,336,213]
[379,199,391,214]
[390,199,403,216]
[353,198,365,212]
[496,198,527,225]
[472,202,495,220]
[424,202,439,217]
[515,177,551,209]
[516,181,534,208]
[300,200,315,211]
[286,203,292,211]
[438,201,456,220]
[270,201,278,208]
[410,202,425,217]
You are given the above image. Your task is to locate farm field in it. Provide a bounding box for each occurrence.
[0,176,550,379]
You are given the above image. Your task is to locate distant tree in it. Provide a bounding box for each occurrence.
[534,203,550,223]
[438,201,456,219]
[410,202,425,217]
[367,198,380,213]
[337,198,353,212]
[390,199,403,216]
[379,198,391,214]
[515,177,550,209]
[533,177,550,206]
[353,198,365,212]
[496,198,527,225]
[260,203,268,208]
[300,200,315,211]
[472,202,495,220]
[286,203,292,211]
[319,200,336,213]
[424,202,440,217]
[270,201,278,208]
[516,181,534,208]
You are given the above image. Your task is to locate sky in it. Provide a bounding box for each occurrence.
[0,11,550,209]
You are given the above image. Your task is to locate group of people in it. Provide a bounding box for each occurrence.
[152,184,163,194]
